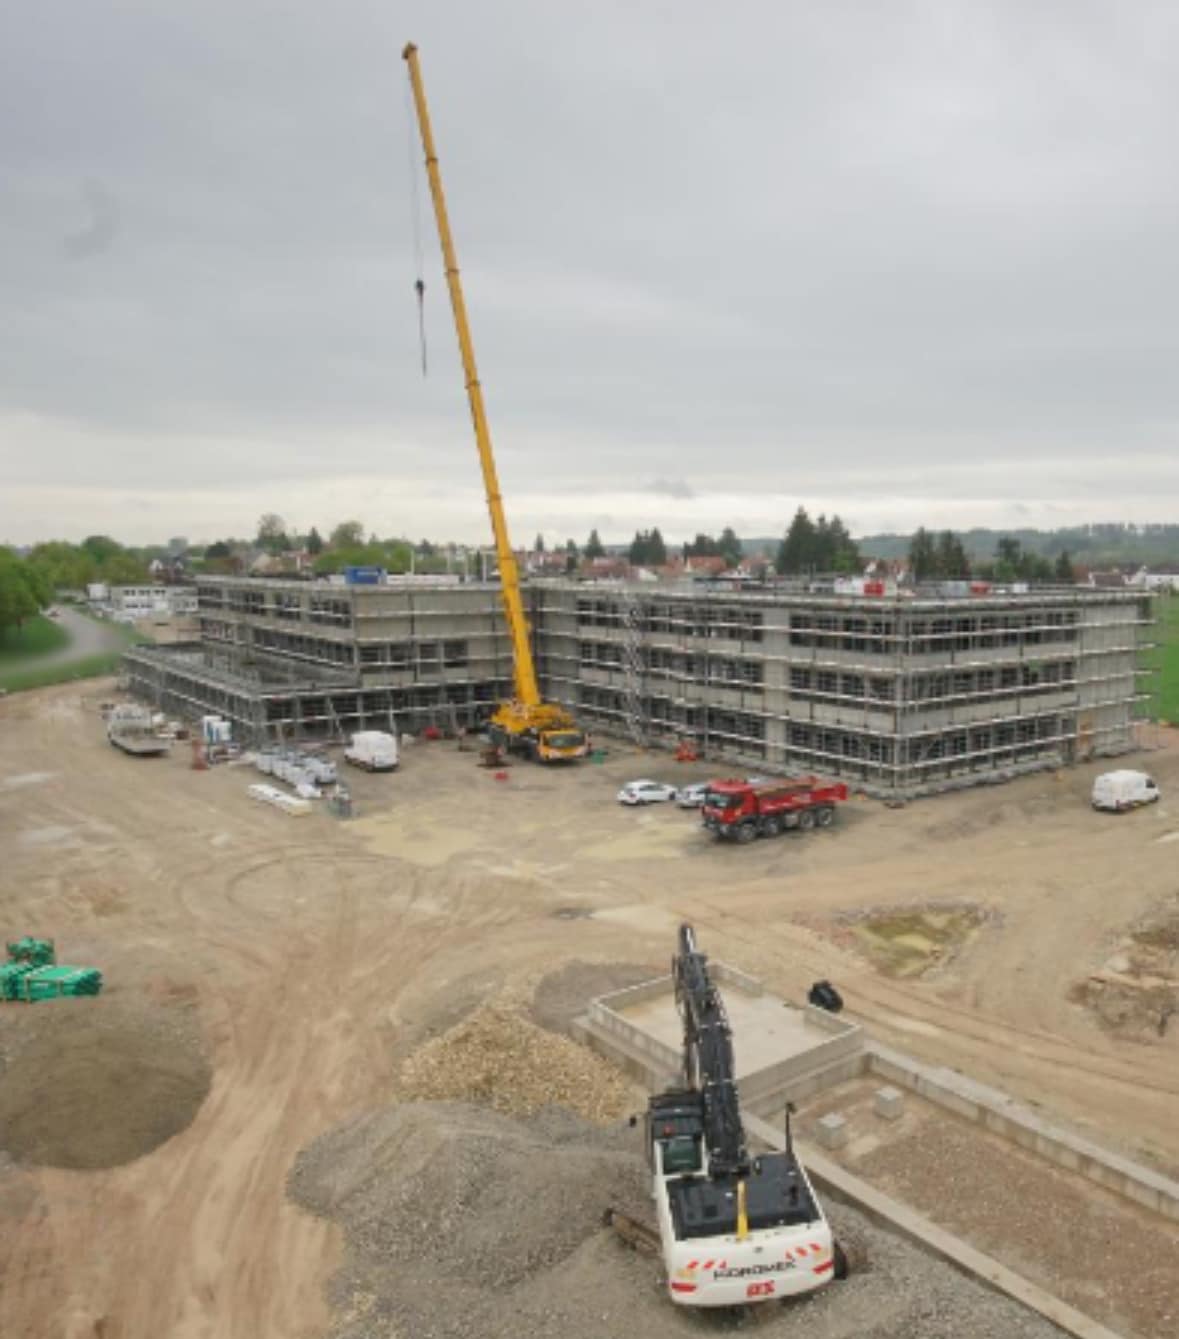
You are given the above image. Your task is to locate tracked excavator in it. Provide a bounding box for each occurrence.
[645,925,842,1306]
[403,44,587,763]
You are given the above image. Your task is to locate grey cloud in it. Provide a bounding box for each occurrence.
[646,478,696,501]
[62,181,119,259]
[2,1,1179,543]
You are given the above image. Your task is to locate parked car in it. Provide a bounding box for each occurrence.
[617,779,678,806]
[1091,770,1160,812]
[676,782,710,809]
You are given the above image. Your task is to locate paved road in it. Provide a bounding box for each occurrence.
[17,606,131,671]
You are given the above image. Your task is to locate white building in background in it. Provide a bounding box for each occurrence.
[1127,566,1179,593]
[104,586,198,621]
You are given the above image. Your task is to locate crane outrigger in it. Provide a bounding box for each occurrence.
[403,43,587,763]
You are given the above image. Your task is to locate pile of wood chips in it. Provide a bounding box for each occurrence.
[398,1002,632,1125]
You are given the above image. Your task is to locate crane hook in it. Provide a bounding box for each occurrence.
[414,277,427,377]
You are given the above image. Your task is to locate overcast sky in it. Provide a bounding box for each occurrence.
[3,1,1178,548]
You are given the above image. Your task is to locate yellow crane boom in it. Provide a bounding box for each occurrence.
[403,43,587,763]
[403,41,538,707]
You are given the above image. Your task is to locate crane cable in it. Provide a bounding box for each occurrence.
[404,70,428,377]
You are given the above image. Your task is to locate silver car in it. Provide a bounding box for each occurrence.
[676,782,710,809]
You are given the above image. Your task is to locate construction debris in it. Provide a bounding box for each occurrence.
[247,782,311,816]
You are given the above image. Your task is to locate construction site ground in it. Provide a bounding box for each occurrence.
[788,1077,1179,1338]
[1,681,1178,1339]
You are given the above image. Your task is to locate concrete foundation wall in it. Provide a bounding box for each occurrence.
[867,1043,1179,1224]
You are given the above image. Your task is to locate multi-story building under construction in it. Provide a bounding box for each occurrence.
[124,575,1155,799]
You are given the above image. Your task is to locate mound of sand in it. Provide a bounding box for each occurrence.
[0,997,211,1169]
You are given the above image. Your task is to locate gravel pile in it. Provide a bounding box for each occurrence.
[289,1099,1069,1339]
[288,1101,647,1335]
[397,1002,632,1124]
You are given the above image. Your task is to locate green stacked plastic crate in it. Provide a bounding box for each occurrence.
[6,937,56,967]
[0,961,34,1001]
[17,965,103,1001]
[2,937,102,1002]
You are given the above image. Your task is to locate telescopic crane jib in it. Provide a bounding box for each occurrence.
[402,43,588,764]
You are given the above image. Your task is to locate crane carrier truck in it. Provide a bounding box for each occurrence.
[644,925,843,1306]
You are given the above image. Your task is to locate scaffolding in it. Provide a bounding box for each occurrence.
[123,577,1156,798]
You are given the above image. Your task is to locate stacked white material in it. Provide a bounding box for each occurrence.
[247,783,311,816]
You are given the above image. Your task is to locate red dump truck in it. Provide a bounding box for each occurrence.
[701,776,848,842]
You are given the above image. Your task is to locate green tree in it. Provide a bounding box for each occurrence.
[995,536,1023,580]
[628,529,668,566]
[935,530,971,579]
[0,550,40,635]
[81,535,121,566]
[1054,550,1075,583]
[102,552,149,584]
[326,520,364,550]
[205,540,232,560]
[908,527,937,581]
[27,541,95,592]
[564,539,579,573]
[718,527,743,568]
[683,533,720,559]
[776,507,817,574]
[533,533,546,553]
[584,529,605,560]
[306,527,324,555]
[256,513,290,554]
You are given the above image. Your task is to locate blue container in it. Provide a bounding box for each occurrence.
[343,566,385,585]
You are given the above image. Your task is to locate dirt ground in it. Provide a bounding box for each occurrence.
[2,681,1179,1338]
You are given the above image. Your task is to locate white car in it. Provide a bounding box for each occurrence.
[676,782,710,809]
[617,779,678,806]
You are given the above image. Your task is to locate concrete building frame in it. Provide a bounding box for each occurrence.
[122,576,1155,798]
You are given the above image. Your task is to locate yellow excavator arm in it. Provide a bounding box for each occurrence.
[403,43,586,761]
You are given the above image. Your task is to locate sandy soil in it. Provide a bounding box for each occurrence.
[1,680,1178,1338]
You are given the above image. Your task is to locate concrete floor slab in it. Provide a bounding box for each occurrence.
[617,988,823,1076]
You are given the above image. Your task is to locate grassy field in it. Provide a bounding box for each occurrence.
[1154,594,1179,725]
[0,615,71,663]
[0,618,148,694]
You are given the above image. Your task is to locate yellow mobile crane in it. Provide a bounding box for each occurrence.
[403,43,588,763]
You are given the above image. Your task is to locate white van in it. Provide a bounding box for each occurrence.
[344,730,399,772]
[1091,770,1160,812]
